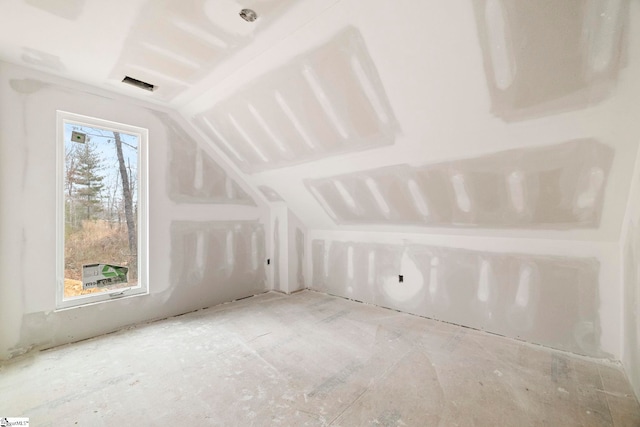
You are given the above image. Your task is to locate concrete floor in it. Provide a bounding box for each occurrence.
[1,291,639,426]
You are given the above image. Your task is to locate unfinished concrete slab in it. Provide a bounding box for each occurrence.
[0,291,637,426]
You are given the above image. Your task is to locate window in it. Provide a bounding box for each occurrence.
[56,111,148,309]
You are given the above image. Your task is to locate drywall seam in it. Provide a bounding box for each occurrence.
[307,227,621,357]
[184,113,272,207]
[306,229,611,257]
[473,0,628,121]
[166,111,267,208]
[304,139,613,229]
[310,237,605,357]
[164,114,257,205]
[166,205,262,221]
[193,27,398,174]
[173,0,344,107]
[107,0,308,102]
[258,185,286,203]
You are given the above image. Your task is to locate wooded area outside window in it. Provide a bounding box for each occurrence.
[56,111,148,309]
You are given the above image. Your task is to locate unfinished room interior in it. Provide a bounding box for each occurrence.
[2,0,640,425]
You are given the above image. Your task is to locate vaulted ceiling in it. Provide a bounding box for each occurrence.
[1,0,639,239]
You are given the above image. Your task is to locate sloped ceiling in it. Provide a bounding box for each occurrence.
[1,0,639,240]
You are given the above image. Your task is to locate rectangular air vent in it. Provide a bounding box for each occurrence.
[122,76,155,92]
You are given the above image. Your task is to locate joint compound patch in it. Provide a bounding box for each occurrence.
[82,263,128,289]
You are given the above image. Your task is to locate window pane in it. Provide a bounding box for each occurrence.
[63,123,139,298]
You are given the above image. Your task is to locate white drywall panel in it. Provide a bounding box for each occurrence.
[620,138,640,401]
[287,209,306,293]
[307,229,621,360]
[181,0,640,244]
[0,62,269,359]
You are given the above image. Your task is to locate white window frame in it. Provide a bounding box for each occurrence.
[56,111,149,310]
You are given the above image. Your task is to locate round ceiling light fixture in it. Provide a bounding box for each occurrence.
[239,8,258,22]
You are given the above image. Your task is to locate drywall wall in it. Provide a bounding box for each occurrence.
[166,113,256,205]
[178,0,640,362]
[0,0,340,104]
[269,205,306,294]
[310,236,603,356]
[473,0,629,122]
[288,210,307,293]
[271,205,287,293]
[0,61,269,359]
[193,27,397,173]
[0,0,639,391]
[308,231,620,359]
[621,145,640,400]
[108,0,303,102]
[304,139,613,228]
[181,1,640,242]
[170,221,266,296]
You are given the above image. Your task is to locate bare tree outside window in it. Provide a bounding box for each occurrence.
[63,124,139,297]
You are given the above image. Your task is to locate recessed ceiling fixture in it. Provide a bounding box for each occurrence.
[239,8,258,22]
[122,76,156,92]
